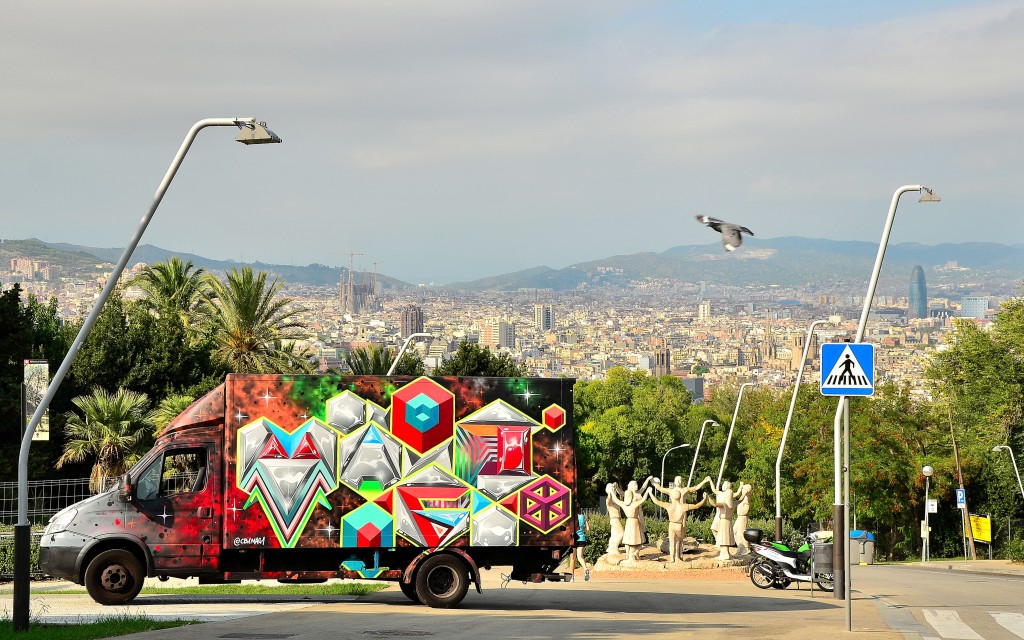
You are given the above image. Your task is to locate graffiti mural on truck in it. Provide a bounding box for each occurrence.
[225,376,574,550]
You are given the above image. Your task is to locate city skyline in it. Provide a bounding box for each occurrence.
[4,2,1022,282]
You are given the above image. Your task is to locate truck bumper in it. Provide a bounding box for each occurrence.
[38,531,92,583]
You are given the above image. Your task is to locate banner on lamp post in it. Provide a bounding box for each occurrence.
[23,360,49,441]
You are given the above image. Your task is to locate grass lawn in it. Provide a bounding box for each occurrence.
[0,616,190,639]
[45,582,389,597]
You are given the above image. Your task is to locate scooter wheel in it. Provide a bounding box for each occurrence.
[749,560,776,590]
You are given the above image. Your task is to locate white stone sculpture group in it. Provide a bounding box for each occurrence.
[604,475,753,564]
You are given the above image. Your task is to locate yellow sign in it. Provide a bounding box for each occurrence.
[969,514,991,543]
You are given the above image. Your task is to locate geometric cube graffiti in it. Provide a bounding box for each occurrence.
[471,504,517,546]
[342,501,395,548]
[542,404,566,431]
[393,465,470,548]
[339,423,402,495]
[326,390,367,435]
[237,417,341,548]
[391,378,455,454]
[519,475,571,533]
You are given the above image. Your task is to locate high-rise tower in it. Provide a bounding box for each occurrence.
[909,265,927,320]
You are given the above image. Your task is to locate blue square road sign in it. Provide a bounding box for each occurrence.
[820,343,875,396]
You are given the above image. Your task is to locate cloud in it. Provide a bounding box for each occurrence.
[2,1,1023,282]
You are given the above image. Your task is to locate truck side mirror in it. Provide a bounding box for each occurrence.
[117,473,133,503]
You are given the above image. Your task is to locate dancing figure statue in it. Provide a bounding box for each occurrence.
[709,480,743,560]
[731,482,753,555]
[605,482,625,554]
[649,475,715,563]
[609,478,651,562]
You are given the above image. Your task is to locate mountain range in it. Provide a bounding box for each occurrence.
[3,237,1023,292]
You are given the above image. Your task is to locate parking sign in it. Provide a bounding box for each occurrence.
[956,488,966,509]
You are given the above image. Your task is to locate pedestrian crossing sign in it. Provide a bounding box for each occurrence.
[820,343,875,396]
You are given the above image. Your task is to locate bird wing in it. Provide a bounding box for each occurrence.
[720,226,743,250]
[739,226,754,236]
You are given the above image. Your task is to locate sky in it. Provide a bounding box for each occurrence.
[2,1,1022,284]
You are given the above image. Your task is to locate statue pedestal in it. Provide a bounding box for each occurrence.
[597,541,749,572]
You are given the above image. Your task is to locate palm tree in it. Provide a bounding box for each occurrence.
[345,345,425,376]
[152,393,196,436]
[132,257,211,340]
[57,387,155,492]
[203,266,314,374]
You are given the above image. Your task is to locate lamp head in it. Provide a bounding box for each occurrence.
[919,187,941,203]
[994,445,1009,453]
[235,119,282,145]
[922,465,933,477]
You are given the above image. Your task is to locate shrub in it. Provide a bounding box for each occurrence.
[0,526,42,578]
[1003,539,1024,563]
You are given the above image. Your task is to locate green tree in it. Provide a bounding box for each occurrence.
[432,341,526,377]
[152,393,196,436]
[57,387,155,491]
[345,345,425,376]
[203,267,314,374]
[132,257,211,341]
[574,368,693,505]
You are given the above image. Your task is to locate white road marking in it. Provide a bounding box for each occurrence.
[922,609,982,640]
[992,611,1024,638]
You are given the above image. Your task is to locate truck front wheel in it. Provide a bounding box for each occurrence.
[84,549,145,606]
[414,554,469,608]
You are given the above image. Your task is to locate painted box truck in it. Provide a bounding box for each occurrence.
[39,374,578,607]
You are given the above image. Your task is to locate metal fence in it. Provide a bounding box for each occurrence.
[0,477,113,527]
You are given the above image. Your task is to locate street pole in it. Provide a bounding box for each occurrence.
[387,332,433,375]
[829,185,939,618]
[688,420,716,488]
[12,117,280,633]
[776,320,827,541]
[717,382,753,490]
[924,473,931,562]
[993,446,1024,502]
[660,444,690,518]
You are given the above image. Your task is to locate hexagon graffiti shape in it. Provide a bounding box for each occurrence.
[391,377,454,454]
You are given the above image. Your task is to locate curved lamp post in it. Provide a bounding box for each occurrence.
[717,382,754,490]
[775,319,829,541]
[993,446,1024,501]
[661,443,691,492]
[13,117,281,632]
[831,185,939,618]
[387,332,433,375]
[688,420,718,488]
[922,465,933,562]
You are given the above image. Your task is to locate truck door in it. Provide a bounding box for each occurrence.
[133,444,220,573]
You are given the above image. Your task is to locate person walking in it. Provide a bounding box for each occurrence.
[574,511,591,581]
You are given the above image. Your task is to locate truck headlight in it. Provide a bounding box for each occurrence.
[44,508,78,535]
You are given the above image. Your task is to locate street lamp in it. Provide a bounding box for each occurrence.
[659,443,690,520]
[661,444,691,494]
[992,446,1024,502]
[831,185,940,617]
[12,117,281,632]
[922,465,933,562]
[775,319,829,541]
[688,420,717,488]
[717,382,753,490]
[387,332,433,375]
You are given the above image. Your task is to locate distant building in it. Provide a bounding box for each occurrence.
[652,347,671,376]
[698,300,711,321]
[481,316,515,349]
[960,297,989,319]
[400,305,424,337]
[533,304,554,332]
[909,266,927,320]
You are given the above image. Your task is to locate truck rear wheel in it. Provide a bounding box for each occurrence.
[414,554,469,608]
[84,549,145,606]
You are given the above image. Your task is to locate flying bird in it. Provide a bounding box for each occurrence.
[695,215,754,252]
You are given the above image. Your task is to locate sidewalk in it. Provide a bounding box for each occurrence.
[906,558,1024,578]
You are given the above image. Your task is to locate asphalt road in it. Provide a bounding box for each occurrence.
[852,563,1024,639]
[2,571,900,640]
